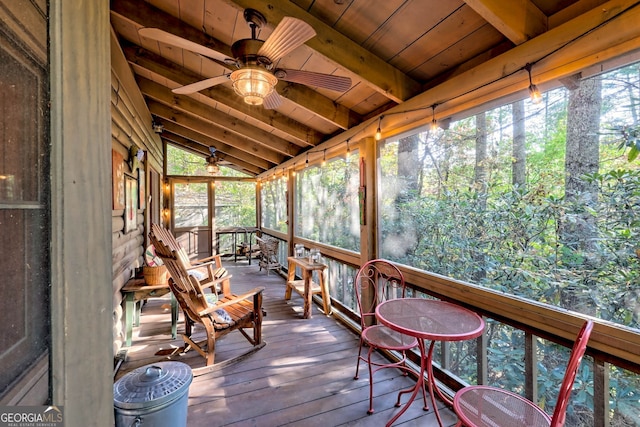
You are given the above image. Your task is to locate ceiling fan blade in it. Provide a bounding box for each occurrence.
[172,75,229,94]
[263,91,283,110]
[257,17,315,62]
[138,28,232,63]
[275,69,352,92]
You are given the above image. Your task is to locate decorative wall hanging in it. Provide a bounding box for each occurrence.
[138,171,146,210]
[124,175,137,233]
[112,149,125,210]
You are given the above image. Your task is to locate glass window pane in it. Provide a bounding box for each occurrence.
[610,367,640,424]
[378,61,640,332]
[215,181,256,228]
[295,154,360,252]
[166,144,208,176]
[0,11,50,392]
[261,177,287,233]
[174,182,208,227]
[166,144,252,178]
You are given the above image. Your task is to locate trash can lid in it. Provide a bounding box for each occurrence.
[114,361,193,410]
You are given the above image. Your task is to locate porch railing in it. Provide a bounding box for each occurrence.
[258,231,640,427]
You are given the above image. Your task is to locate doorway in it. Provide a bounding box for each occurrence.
[171,179,213,260]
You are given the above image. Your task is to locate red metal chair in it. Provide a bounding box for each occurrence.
[453,320,594,427]
[353,259,426,414]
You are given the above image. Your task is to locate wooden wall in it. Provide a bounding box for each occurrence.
[49,1,114,423]
[110,28,163,353]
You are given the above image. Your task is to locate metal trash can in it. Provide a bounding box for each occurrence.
[114,361,192,427]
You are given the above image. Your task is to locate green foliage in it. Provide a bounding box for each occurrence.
[612,124,640,161]
[295,156,360,251]
[167,144,255,228]
[215,181,256,227]
[375,63,640,423]
[383,171,640,328]
[261,178,288,232]
[167,144,251,177]
[166,144,206,175]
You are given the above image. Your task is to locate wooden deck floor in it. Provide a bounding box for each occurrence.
[116,259,457,426]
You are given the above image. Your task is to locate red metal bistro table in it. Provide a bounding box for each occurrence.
[376,298,485,427]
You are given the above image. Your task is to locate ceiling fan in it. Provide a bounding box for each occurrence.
[205,147,231,175]
[138,9,352,109]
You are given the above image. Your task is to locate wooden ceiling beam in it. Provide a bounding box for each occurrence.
[121,44,323,146]
[137,77,301,157]
[160,129,264,175]
[157,119,272,172]
[223,0,421,103]
[275,82,361,131]
[111,0,355,131]
[400,0,640,120]
[111,0,232,59]
[276,0,640,174]
[463,0,548,44]
[148,101,285,166]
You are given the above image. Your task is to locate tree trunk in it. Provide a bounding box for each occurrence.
[512,99,526,188]
[561,76,602,312]
[475,112,488,206]
[565,78,601,203]
[397,134,421,200]
[392,135,422,258]
[563,76,601,249]
[473,112,487,281]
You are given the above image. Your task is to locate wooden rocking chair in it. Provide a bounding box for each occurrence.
[149,224,266,375]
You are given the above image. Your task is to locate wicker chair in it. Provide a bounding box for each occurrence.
[256,236,281,275]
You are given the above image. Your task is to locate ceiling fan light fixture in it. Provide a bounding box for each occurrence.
[230,67,277,106]
[206,147,221,175]
[206,163,220,175]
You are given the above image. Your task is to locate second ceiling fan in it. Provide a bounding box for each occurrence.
[139,8,352,109]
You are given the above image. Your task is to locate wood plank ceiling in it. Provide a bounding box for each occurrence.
[110,0,634,177]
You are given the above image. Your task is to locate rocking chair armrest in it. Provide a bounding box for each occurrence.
[192,255,217,265]
[186,260,225,284]
[198,273,233,291]
[186,259,218,270]
[198,287,265,316]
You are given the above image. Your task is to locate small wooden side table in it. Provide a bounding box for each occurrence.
[285,256,332,318]
[121,278,178,346]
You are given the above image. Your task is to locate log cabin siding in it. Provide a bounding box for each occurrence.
[110,29,163,355]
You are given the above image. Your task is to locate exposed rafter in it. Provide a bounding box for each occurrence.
[147,100,288,165]
[463,0,548,44]
[221,0,422,103]
[120,43,323,146]
[159,127,264,175]
[110,0,640,179]
[137,77,299,157]
[273,0,640,173]
[157,119,272,172]
[111,0,358,131]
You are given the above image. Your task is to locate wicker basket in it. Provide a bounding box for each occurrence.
[143,265,168,285]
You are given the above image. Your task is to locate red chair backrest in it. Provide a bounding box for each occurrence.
[550,319,594,427]
[354,259,407,329]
